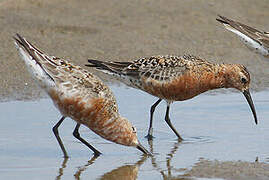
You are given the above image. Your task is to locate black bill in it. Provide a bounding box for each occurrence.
[243,89,258,124]
[137,142,152,156]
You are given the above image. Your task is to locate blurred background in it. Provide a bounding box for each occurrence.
[1,0,269,101]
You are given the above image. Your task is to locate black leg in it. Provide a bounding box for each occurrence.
[73,123,101,156]
[164,104,183,141]
[52,116,69,158]
[145,99,162,140]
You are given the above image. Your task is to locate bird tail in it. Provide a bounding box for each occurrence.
[86,59,132,76]
[13,33,55,90]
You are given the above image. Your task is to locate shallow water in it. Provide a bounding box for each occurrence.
[0,86,269,180]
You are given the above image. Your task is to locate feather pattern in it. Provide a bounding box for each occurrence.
[216,15,269,57]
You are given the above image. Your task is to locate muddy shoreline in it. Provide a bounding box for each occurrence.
[1,0,269,101]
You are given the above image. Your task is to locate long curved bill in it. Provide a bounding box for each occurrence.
[243,89,258,124]
[137,142,153,156]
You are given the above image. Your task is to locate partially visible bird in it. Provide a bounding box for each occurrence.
[14,34,151,157]
[216,15,269,61]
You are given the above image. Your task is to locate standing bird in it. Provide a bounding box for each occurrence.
[216,15,269,61]
[13,34,151,157]
[87,55,258,140]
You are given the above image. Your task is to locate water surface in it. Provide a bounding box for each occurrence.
[0,86,269,180]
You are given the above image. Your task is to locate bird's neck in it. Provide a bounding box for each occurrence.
[199,64,234,91]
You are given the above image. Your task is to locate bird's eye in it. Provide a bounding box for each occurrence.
[241,77,247,84]
[132,126,137,133]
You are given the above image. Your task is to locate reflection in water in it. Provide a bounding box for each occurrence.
[99,155,147,180]
[1,89,268,179]
[161,140,181,178]
[54,137,250,180]
[61,155,148,180]
[148,139,159,171]
[74,155,99,180]
[148,139,189,180]
[55,157,69,180]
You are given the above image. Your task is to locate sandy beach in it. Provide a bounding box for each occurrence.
[1,0,269,101]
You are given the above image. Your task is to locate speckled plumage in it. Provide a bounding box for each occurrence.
[87,54,258,140]
[13,34,151,157]
[217,15,269,60]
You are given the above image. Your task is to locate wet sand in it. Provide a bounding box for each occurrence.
[182,159,269,180]
[1,0,269,179]
[1,0,269,101]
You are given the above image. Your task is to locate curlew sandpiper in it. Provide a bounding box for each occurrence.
[87,55,258,140]
[14,34,151,157]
